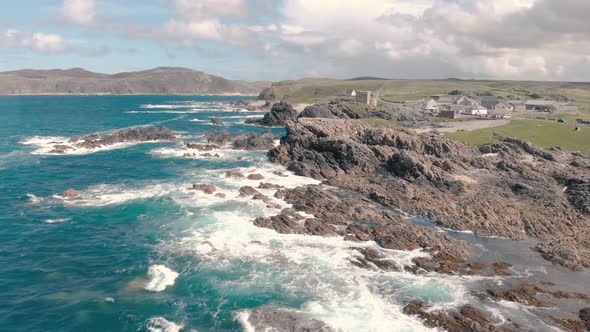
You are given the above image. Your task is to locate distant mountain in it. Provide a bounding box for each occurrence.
[345,76,392,81]
[0,67,269,95]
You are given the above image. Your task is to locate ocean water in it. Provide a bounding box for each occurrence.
[0,95,582,332]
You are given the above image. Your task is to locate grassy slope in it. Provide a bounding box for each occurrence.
[446,119,590,155]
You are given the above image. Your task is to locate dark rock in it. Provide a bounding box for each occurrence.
[189,184,217,194]
[75,127,175,149]
[258,182,284,189]
[580,308,590,328]
[226,170,245,178]
[486,283,553,307]
[246,101,298,127]
[268,118,590,270]
[204,130,279,150]
[210,116,223,125]
[185,142,219,151]
[239,186,260,196]
[204,130,232,144]
[215,193,226,198]
[232,132,278,150]
[62,188,80,198]
[403,300,515,332]
[257,87,276,101]
[247,173,264,180]
[244,305,334,332]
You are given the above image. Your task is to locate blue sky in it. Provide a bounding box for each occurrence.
[1,0,589,81]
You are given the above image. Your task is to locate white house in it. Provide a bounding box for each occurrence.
[423,99,439,113]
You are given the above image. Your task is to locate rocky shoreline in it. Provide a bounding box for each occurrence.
[229,101,590,331]
[48,127,176,154]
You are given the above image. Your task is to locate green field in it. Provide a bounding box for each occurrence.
[446,119,590,156]
[270,78,590,115]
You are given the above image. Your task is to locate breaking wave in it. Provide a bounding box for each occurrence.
[144,265,179,292]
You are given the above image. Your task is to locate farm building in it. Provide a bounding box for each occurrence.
[493,101,515,112]
[355,91,378,107]
[480,96,499,109]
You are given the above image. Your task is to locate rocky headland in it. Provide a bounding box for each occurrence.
[234,102,590,331]
[266,118,590,272]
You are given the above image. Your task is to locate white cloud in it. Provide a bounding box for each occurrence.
[1,29,67,53]
[170,0,248,20]
[60,0,96,25]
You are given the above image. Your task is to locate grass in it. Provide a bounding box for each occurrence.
[446,119,590,156]
[271,78,590,110]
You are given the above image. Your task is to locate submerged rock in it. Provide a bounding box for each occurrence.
[62,188,81,198]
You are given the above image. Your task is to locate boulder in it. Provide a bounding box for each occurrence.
[247,173,264,180]
[189,184,217,194]
[239,186,261,196]
[62,188,81,198]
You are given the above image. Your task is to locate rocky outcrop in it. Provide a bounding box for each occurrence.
[254,185,470,269]
[49,127,176,153]
[243,306,334,332]
[246,101,298,127]
[188,184,217,194]
[204,130,279,151]
[185,142,220,151]
[403,300,518,332]
[298,103,360,120]
[268,118,590,270]
[257,87,276,101]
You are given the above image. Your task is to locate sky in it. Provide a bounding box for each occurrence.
[1,0,590,81]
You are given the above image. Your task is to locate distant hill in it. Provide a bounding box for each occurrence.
[0,67,269,95]
[346,76,392,81]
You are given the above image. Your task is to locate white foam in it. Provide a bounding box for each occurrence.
[140,104,192,109]
[44,218,71,224]
[158,207,471,332]
[56,182,180,206]
[20,136,151,156]
[145,317,184,332]
[26,193,41,204]
[234,311,255,332]
[144,264,179,292]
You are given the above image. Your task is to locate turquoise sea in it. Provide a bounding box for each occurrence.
[1,95,586,332]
